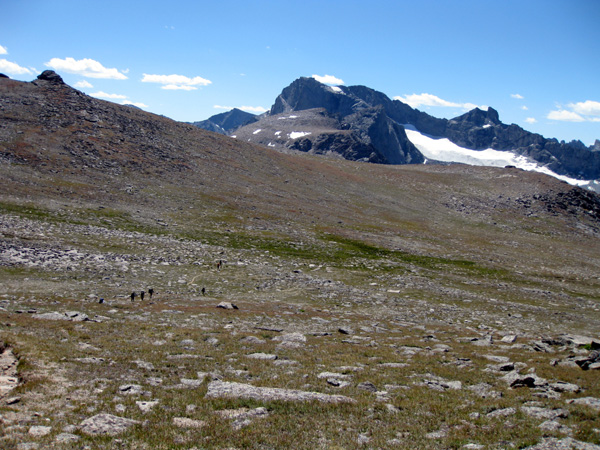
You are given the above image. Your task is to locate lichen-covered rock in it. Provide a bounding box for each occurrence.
[79,413,139,436]
[205,380,355,404]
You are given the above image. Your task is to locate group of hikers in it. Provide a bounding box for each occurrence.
[128,260,224,302]
[131,288,154,302]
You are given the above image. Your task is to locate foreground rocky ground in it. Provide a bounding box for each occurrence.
[1,210,600,449]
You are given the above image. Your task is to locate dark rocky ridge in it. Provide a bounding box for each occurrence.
[191,108,258,135]
[235,77,600,181]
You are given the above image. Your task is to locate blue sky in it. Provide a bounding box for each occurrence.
[2,0,599,145]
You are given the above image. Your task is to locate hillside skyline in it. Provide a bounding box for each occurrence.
[1,0,598,145]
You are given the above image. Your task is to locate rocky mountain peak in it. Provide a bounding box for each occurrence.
[190,107,258,135]
[451,106,500,127]
[270,77,346,116]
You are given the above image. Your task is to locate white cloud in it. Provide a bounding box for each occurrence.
[568,100,600,117]
[122,100,148,108]
[162,84,197,91]
[0,58,32,75]
[521,105,528,111]
[547,110,585,122]
[90,91,127,100]
[0,45,7,55]
[511,94,524,99]
[394,93,483,111]
[45,57,127,79]
[547,99,600,123]
[525,117,537,124]
[214,104,268,113]
[142,73,211,90]
[74,80,93,88]
[312,74,344,85]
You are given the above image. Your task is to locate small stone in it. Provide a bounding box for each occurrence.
[521,406,568,420]
[338,327,354,335]
[240,336,266,345]
[317,372,351,379]
[217,302,238,310]
[180,378,204,387]
[118,384,143,395]
[357,381,378,392]
[134,360,154,370]
[483,355,510,363]
[136,400,158,412]
[327,378,350,388]
[6,396,21,405]
[549,381,580,393]
[502,371,547,388]
[80,413,139,436]
[173,417,206,428]
[567,397,600,411]
[426,428,448,439]
[55,433,80,443]
[246,352,277,360]
[487,407,516,418]
[28,426,52,436]
[357,433,371,444]
[539,420,572,434]
[215,407,269,430]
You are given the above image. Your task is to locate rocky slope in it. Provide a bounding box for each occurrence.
[233,77,600,182]
[1,71,600,449]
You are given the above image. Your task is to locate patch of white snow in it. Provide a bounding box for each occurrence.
[404,126,595,189]
[274,131,282,136]
[253,129,262,135]
[289,132,312,139]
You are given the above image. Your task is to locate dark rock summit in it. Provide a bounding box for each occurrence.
[235,77,424,165]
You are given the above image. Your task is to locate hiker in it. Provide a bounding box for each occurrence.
[130,292,136,302]
[216,260,222,270]
[140,291,145,301]
[148,288,154,299]
[201,287,206,296]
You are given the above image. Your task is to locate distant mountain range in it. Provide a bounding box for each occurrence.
[193,77,600,190]
[190,108,258,135]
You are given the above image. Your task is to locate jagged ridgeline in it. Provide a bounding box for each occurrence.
[196,77,600,187]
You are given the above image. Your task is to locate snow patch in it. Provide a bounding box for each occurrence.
[274,131,282,136]
[483,124,492,129]
[289,132,312,139]
[404,126,595,189]
[253,129,262,135]
[329,86,343,93]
